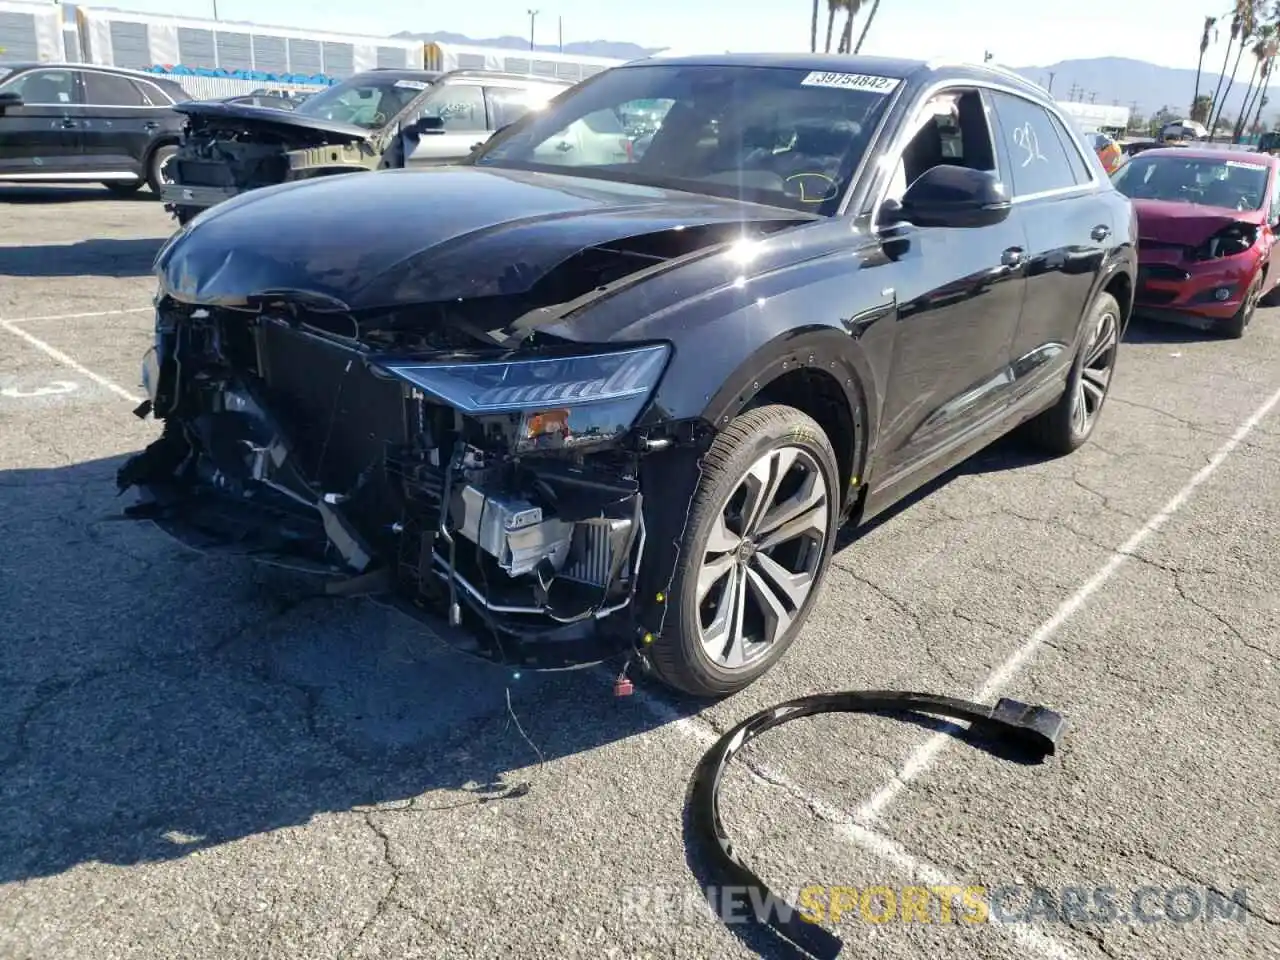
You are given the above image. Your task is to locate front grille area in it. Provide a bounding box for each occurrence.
[1136,288,1178,305]
[175,160,236,187]
[1139,264,1191,282]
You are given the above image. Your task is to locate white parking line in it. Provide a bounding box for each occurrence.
[0,318,143,404]
[854,381,1280,826]
[2,306,152,325]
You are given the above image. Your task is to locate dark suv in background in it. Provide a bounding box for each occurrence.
[161,68,572,223]
[0,62,191,196]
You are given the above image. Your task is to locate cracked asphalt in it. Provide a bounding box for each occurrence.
[1,184,1277,960]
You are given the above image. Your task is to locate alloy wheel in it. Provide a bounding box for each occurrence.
[1071,309,1118,436]
[697,446,830,669]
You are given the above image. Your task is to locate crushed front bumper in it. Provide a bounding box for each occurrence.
[119,313,658,670]
[1134,256,1260,326]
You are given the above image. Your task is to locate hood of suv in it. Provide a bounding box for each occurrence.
[155,165,817,314]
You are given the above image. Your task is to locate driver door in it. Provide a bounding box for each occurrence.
[867,87,1030,485]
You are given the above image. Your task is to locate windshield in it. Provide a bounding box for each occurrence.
[472,64,898,214]
[1112,154,1270,211]
[293,75,431,129]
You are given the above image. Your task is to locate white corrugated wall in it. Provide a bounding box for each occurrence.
[0,0,63,63]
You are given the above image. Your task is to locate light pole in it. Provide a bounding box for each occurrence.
[527,9,539,51]
[212,0,219,18]
[1047,70,1055,93]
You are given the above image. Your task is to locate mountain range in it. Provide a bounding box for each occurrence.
[392,30,661,62]
[392,36,1277,125]
[1011,57,1271,123]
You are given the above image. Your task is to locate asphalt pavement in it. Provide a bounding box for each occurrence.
[1,184,1277,960]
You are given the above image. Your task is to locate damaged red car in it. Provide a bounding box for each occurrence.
[1113,147,1280,337]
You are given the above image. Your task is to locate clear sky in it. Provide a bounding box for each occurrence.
[95,0,1237,72]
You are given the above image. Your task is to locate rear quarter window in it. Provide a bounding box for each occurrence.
[989,91,1089,197]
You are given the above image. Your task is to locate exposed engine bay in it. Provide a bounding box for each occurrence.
[161,109,386,222]
[119,301,662,667]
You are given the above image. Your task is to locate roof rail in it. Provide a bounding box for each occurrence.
[927,59,1047,94]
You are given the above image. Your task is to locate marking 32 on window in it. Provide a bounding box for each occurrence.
[800,71,901,94]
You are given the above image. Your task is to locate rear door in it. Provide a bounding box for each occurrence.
[404,80,489,165]
[75,70,168,180]
[986,90,1112,404]
[0,67,84,177]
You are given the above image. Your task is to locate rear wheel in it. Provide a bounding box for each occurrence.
[1022,291,1120,456]
[648,404,841,698]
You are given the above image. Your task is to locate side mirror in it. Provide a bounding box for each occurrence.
[888,165,1012,229]
[0,91,23,111]
[416,115,445,136]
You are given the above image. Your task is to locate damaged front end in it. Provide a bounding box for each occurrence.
[119,298,679,668]
[161,106,382,222]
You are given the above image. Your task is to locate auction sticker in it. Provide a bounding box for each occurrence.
[1226,160,1266,169]
[395,80,430,90]
[800,71,901,93]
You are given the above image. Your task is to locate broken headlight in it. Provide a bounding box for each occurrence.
[378,344,670,451]
[1192,222,1258,260]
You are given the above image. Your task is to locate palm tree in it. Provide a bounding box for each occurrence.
[1193,16,1217,113]
[1208,4,1247,134]
[811,0,820,52]
[1234,26,1273,140]
[837,0,863,53]
[1210,0,1258,136]
[824,0,846,53]
[1246,34,1279,138]
[853,0,882,53]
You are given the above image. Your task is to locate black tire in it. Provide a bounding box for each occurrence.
[647,404,841,698]
[1220,275,1260,339]
[1022,291,1121,456]
[103,181,143,196]
[146,144,179,195]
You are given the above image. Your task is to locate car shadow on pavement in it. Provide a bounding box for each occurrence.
[0,186,156,205]
[0,237,166,278]
[1122,315,1225,344]
[838,434,1046,550]
[0,454,702,885]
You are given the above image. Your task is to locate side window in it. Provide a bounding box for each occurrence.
[82,71,148,107]
[485,85,549,130]
[989,91,1083,197]
[884,89,996,204]
[1,69,79,104]
[419,84,486,132]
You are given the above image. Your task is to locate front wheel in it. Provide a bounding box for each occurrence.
[647,404,841,698]
[1220,275,1260,339]
[1021,291,1121,456]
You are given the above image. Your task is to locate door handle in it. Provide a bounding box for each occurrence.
[1091,224,1111,241]
[1000,247,1026,268]
[60,119,77,129]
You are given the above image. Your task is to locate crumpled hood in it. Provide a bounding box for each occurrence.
[174,99,373,142]
[1134,198,1264,247]
[154,166,815,312]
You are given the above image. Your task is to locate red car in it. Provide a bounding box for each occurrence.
[1112,147,1279,338]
